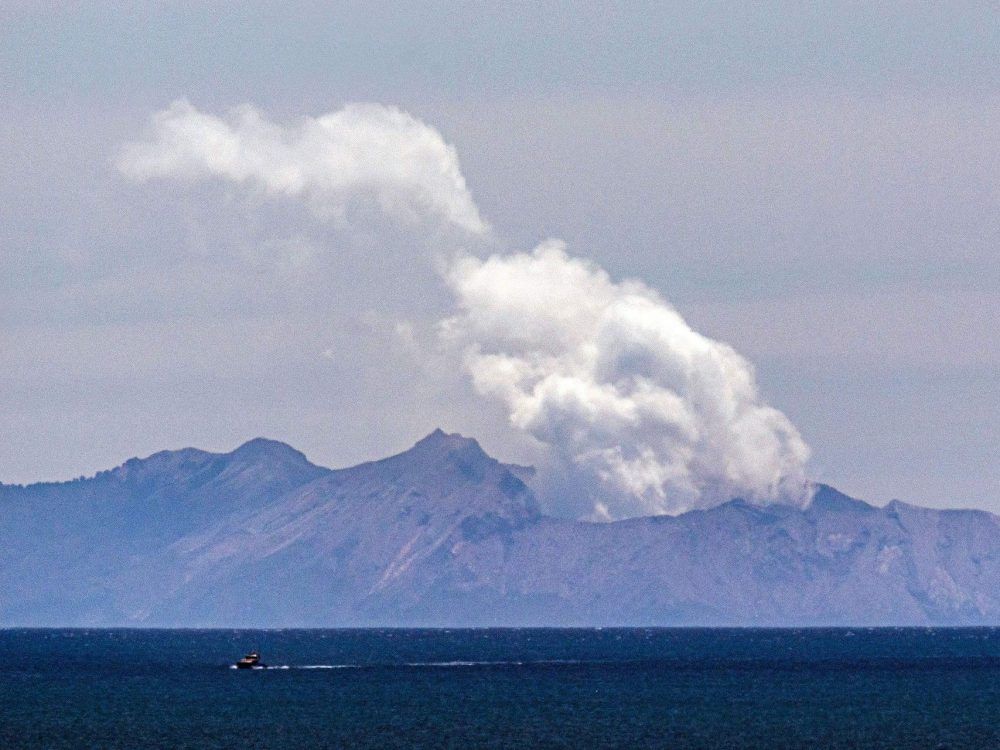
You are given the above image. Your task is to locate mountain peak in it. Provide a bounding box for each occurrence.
[808,484,876,514]
[230,437,311,464]
[414,428,478,449]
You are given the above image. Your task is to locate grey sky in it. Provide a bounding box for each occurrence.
[2,2,998,512]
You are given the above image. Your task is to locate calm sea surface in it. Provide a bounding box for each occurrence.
[2,628,1000,749]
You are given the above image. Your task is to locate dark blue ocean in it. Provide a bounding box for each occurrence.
[3,628,1000,749]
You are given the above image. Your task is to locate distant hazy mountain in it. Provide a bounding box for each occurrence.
[2,430,999,626]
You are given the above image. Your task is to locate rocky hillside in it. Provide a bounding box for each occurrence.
[2,430,998,626]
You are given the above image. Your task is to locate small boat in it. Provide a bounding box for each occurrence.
[234,651,265,669]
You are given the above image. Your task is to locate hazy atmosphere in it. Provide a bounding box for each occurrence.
[3,2,999,513]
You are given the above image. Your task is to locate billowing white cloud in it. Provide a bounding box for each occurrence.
[117,100,488,235]
[442,240,812,518]
[117,100,811,519]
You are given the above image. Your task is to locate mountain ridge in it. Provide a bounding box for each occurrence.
[2,430,999,627]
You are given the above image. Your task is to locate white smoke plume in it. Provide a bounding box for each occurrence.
[441,241,812,518]
[117,100,488,235]
[119,101,811,519]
